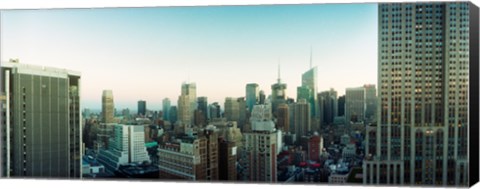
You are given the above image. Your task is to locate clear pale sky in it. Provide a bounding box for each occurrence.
[1,3,378,111]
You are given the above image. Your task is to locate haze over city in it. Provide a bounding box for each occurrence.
[1,4,377,111]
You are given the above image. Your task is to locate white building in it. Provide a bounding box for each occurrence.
[97,124,150,174]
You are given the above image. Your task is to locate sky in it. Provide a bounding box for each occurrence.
[1,3,378,111]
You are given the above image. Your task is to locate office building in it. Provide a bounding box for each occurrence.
[294,99,311,141]
[102,90,115,123]
[178,95,191,125]
[137,100,147,116]
[276,103,289,133]
[197,96,209,121]
[364,84,377,124]
[218,138,237,181]
[318,88,338,125]
[345,87,365,124]
[271,65,287,114]
[169,106,178,124]
[301,65,318,118]
[364,2,474,186]
[209,102,221,120]
[0,60,81,178]
[246,83,259,112]
[181,82,197,121]
[224,97,240,123]
[162,98,171,122]
[338,95,346,117]
[97,124,150,174]
[258,90,266,105]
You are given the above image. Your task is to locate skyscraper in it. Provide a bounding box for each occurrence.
[345,87,365,124]
[271,65,287,114]
[258,90,266,105]
[197,96,209,121]
[246,83,259,112]
[318,88,338,125]
[137,100,147,116]
[337,95,346,117]
[224,97,239,123]
[276,103,289,133]
[209,102,221,120]
[301,66,318,118]
[294,99,311,141]
[364,2,474,186]
[242,104,278,182]
[181,82,197,120]
[162,98,171,122]
[102,90,115,123]
[178,95,191,125]
[1,60,81,178]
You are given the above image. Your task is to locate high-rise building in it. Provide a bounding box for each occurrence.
[178,95,191,125]
[337,95,346,117]
[242,104,278,182]
[318,88,338,125]
[181,82,197,119]
[209,102,221,119]
[137,100,147,116]
[364,84,377,124]
[102,90,115,123]
[0,61,82,178]
[301,66,318,118]
[294,99,311,141]
[162,98,171,122]
[364,2,475,187]
[224,97,239,123]
[297,86,312,103]
[197,96,209,121]
[246,83,259,112]
[237,97,247,130]
[97,124,150,174]
[218,138,237,181]
[345,87,365,124]
[169,106,178,124]
[307,133,323,162]
[271,65,287,114]
[258,90,266,105]
[276,103,289,133]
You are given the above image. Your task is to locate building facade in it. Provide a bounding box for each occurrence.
[364,2,472,187]
[1,61,82,178]
[102,90,115,123]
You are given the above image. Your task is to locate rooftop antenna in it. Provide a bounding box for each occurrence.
[309,46,313,69]
[277,59,281,84]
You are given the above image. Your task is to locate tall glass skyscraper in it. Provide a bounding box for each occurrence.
[301,66,318,118]
[102,90,114,123]
[246,83,259,112]
[364,2,475,187]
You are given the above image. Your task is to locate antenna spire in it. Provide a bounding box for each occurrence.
[277,60,281,84]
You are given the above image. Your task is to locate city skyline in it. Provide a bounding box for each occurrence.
[1,3,377,110]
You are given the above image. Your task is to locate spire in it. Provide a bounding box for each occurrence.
[277,61,281,84]
[310,46,313,69]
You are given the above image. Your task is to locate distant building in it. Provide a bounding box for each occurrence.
[137,100,147,116]
[224,97,240,123]
[337,95,345,117]
[181,82,197,122]
[168,106,178,124]
[97,125,150,174]
[318,88,338,125]
[209,102,221,119]
[178,95,191,125]
[294,99,311,141]
[345,87,365,124]
[276,103,289,133]
[197,96,208,121]
[246,83,259,112]
[1,61,81,178]
[162,98,171,122]
[102,90,115,123]
[271,65,287,115]
[301,66,318,117]
[363,84,376,124]
[258,90,266,105]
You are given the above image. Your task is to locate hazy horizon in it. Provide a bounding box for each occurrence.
[1,3,378,111]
